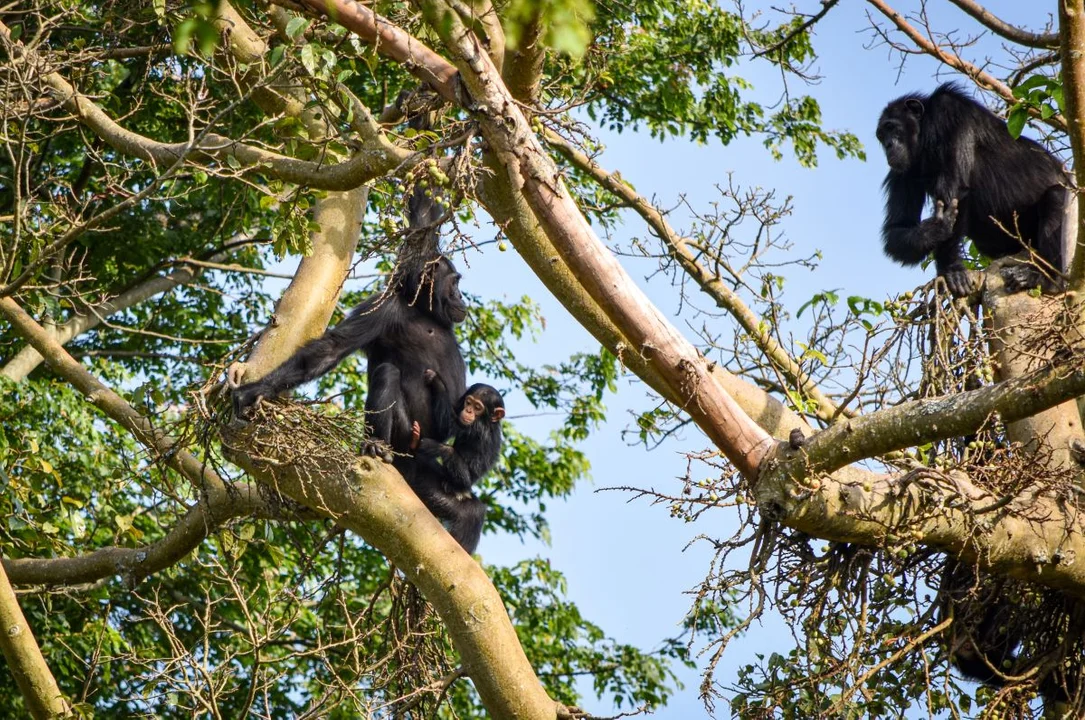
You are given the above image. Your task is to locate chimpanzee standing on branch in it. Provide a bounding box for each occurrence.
[402,372,506,553]
[877,83,1071,296]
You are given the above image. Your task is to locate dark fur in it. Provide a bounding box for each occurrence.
[232,189,467,454]
[401,377,504,553]
[939,559,1085,708]
[878,83,1070,296]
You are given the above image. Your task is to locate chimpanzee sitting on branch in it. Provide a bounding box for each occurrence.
[877,82,1071,296]
[402,371,505,553]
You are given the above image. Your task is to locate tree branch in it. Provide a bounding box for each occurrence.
[413,0,775,477]
[0,20,409,192]
[0,298,272,532]
[294,0,461,103]
[865,0,1068,132]
[545,129,846,424]
[221,417,559,720]
[947,0,1059,49]
[232,188,369,384]
[0,561,71,718]
[1,252,227,382]
[502,12,545,103]
[1060,0,1085,293]
[3,484,309,588]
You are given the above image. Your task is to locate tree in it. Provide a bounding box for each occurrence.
[1,0,1084,718]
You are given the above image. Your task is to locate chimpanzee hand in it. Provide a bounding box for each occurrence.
[921,198,959,241]
[942,269,979,298]
[226,364,266,419]
[231,384,267,419]
[410,421,421,450]
[423,369,438,385]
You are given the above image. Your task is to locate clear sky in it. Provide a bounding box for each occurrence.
[455,1,1055,717]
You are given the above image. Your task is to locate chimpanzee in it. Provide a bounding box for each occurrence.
[877,83,1071,296]
[401,372,505,553]
[939,558,1085,708]
[230,186,467,456]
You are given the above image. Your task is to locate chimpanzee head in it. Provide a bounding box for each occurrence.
[456,384,505,427]
[401,255,467,326]
[876,95,925,173]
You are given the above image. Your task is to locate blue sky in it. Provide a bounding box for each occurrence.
[457,1,1056,716]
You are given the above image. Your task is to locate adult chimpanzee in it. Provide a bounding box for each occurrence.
[939,559,1085,708]
[877,83,1071,296]
[231,187,467,456]
[401,372,505,553]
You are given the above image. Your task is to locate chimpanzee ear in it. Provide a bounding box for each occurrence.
[905,98,924,116]
[491,407,505,422]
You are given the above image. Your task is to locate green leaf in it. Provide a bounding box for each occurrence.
[285,16,309,39]
[1007,105,1028,138]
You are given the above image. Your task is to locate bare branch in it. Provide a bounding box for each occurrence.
[947,0,1058,49]
[753,0,841,58]
[865,0,1068,132]
[545,129,847,425]
[0,20,409,192]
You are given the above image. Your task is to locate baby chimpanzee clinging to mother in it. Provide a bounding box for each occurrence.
[877,82,1072,296]
[401,371,505,553]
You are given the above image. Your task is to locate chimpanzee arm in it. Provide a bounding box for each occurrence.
[416,438,475,491]
[233,298,394,414]
[423,369,455,442]
[882,174,957,266]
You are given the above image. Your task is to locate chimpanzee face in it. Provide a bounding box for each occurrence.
[456,384,505,426]
[409,256,466,326]
[441,267,467,324]
[877,98,923,173]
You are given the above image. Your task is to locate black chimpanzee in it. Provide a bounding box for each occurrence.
[401,371,505,553]
[877,82,1071,296]
[939,558,1085,708]
[230,187,467,456]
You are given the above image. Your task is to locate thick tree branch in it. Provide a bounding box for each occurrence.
[0,562,71,718]
[797,351,1085,476]
[1060,0,1085,292]
[232,188,369,384]
[756,456,1085,598]
[414,0,775,477]
[502,12,545,103]
[545,129,847,424]
[3,483,306,588]
[295,0,461,103]
[221,420,558,720]
[948,0,1059,48]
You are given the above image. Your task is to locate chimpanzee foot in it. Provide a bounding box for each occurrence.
[1001,264,1063,295]
[942,269,980,298]
[360,440,394,463]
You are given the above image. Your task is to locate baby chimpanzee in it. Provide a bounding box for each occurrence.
[401,371,505,553]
